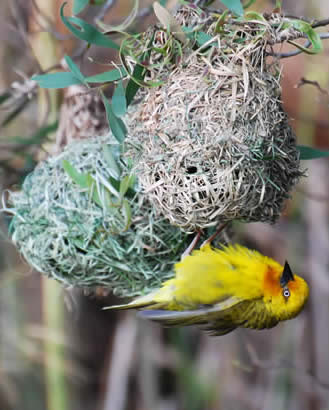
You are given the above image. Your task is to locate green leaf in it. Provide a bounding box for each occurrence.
[122,199,132,230]
[125,32,155,106]
[73,0,89,14]
[119,174,136,198]
[127,174,136,190]
[62,160,89,187]
[119,175,131,197]
[96,171,120,198]
[214,10,229,33]
[32,72,83,88]
[297,145,329,160]
[101,92,127,143]
[242,11,267,35]
[64,55,86,84]
[102,144,121,179]
[221,0,244,16]
[285,19,323,55]
[195,31,216,47]
[87,173,114,210]
[60,3,120,50]
[86,173,103,207]
[125,63,144,106]
[112,80,127,117]
[63,159,115,209]
[85,67,127,83]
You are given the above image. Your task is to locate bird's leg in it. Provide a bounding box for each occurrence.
[200,221,230,248]
[181,230,202,259]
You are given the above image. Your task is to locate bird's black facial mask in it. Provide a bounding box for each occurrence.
[280,261,295,287]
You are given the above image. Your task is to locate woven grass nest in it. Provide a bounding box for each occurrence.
[6,136,189,296]
[125,5,303,232]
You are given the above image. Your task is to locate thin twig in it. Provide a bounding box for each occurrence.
[270,40,311,58]
[201,221,230,247]
[269,33,329,59]
[311,18,329,29]
[182,230,202,258]
[297,78,329,97]
[245,343,329,391]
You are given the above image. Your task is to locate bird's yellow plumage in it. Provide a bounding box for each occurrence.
[108,243,309,335]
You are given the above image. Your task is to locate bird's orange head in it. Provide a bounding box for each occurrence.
[263,261,309,322]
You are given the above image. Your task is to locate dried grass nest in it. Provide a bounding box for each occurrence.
[125,5,303,232]
[6,136,189,296]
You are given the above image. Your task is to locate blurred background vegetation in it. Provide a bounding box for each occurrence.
[0,1,329,409]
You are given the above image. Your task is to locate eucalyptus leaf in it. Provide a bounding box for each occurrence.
[285,19,323,54]
[101,92,127,143]
[125,32,155,106]
[60,3,120,50]
[112,80,127,117]
[85,67,127,83]
[195,31,217,47]
[32,72,83,88]
[221,0,244,16]
[125,63,144,106]
[297,145,329,160]
[64,55,86,84]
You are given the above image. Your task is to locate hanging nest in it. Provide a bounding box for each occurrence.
[125,5,303,232]
[6,136,190,297]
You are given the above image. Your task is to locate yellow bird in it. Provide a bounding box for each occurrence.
[108,243,309,335]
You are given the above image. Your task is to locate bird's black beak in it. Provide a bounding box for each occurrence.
[280,261,295,287]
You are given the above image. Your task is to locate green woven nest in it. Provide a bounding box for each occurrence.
[125,6,303,233]
[7,136,189,297]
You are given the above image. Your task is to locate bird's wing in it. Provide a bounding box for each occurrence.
[138,297,241,328]
[138,297,279,335]
[204,298,279,335]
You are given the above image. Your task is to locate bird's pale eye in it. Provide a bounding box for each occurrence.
[283,287,290,299]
